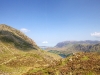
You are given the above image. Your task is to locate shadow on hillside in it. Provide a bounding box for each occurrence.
[0,30,37,51]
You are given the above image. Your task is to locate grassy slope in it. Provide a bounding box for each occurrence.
[24,52,100,75]
[0,41,61,75]
[0,24,61,75]
[1,24,100,75]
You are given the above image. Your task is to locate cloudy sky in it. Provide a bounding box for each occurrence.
[0,0,100,46]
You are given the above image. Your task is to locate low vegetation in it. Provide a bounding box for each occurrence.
[24,52,100,75]
[0,24,61,75]
[0,24,100,75]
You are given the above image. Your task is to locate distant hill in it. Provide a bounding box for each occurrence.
[0,24,61,75]
[47,40,100,57]
[39,46,50,50]
[55,40,100,48]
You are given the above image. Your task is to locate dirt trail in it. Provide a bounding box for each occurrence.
[0,57,16,65]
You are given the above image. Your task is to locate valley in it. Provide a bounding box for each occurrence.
[0,24,100,75]
[46,41,100,58]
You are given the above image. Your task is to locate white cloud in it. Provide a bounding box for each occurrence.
[91,32,100,37]
[20,28,30,33]
[42,41,48,44]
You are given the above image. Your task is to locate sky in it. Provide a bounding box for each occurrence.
[0,0,100,46]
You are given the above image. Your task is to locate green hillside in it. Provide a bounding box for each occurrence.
[0,24,61,75]
[0,24,39,50]
[0,24,100,75]
[47,43,100,58]
[24,52,100,75]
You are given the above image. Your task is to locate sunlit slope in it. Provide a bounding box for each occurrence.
[0,24,39,51]
[0,24,61,75]
[24,52,100,75]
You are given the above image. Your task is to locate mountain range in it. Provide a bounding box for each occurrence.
[55,40,100,48]
[46,40,100,57]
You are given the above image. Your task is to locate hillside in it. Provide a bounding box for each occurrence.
[47,41,100,57]
[0,24,39,51]
[23,52,100,75]
[0,24,61,75]
[0,24,100,75]
[55,40,100,48]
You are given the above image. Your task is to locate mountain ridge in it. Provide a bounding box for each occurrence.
[0,24,39,51]
[46,40,100,58]
[55,40,100,48]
